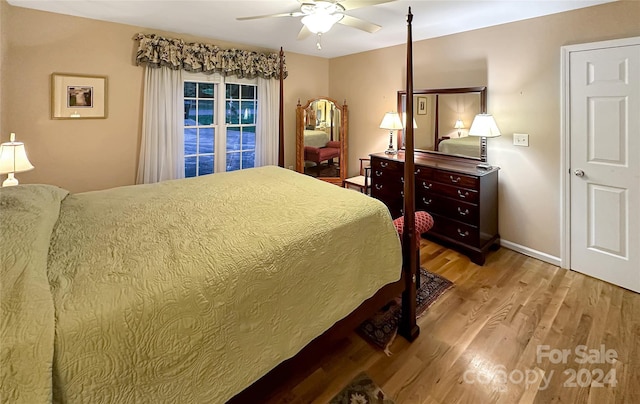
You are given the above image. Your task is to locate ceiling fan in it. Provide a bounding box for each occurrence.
[237,0,396,49]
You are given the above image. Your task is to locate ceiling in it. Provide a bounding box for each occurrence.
[7,0,615,58]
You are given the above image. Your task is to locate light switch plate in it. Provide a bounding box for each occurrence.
[514,133,529,147]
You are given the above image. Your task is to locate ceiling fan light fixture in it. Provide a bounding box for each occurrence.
[301,12,343,34]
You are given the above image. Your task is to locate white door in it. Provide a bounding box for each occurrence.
[567,38,640,293]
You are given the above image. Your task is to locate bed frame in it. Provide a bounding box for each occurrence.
[231,9,418,401]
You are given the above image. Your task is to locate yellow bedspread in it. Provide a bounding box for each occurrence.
[2,166,402,403]
[0,185,69,403]
[438,136,481,158]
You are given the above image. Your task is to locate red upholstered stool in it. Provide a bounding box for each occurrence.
[304,143,341,164]
[393,211,434,289]
[393,211,434,249]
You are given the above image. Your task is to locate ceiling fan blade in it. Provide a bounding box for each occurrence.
[297,25,312,40]
[339,0,396,11]
[237,12,304,21]
[338,14,382,33]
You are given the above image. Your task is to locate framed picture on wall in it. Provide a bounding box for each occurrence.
[417,96,427,115]
[51,73,108,119]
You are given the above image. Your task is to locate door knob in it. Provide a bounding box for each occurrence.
[574,169,585,177]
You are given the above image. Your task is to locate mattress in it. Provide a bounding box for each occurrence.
[438,136,481,158]
[304,129,330,148]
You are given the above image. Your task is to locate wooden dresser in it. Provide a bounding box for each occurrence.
[370,152,499,265]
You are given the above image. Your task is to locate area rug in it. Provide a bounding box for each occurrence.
[330,372,395,404]
[357,267,453,355]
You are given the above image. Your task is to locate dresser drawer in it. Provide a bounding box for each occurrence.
[433,170,479,189]
[417,179,479,204]
[371,158,404,193]
[372,168,404,188]
[430,214,480,247]
[371,175,403,197]
[417,193,478,225]
[441,199,479,224]
[371,183,404,205]
[414,166,435,181]
[371,158,403,173]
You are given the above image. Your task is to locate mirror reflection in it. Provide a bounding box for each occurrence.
[397,87,487,160]
[303,100,340,177]
[296,97,348,185]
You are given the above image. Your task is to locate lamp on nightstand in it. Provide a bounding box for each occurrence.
[468,114,501,170]
[454,119,465,137]
[379,112,403,155]
[0,133,34,187]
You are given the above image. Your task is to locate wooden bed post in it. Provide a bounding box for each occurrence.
[434,94,440,150]
[399,7,420,341]
[278,47,285,167]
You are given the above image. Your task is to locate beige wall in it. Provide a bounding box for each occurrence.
[330,0,640,259]
[2,4,327,192]
[5,5,142,192]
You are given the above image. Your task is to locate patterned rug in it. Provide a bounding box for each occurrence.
[330,372,395,404]
[357,267,453,354]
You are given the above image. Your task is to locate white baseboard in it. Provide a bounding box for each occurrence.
[500,239,562,267]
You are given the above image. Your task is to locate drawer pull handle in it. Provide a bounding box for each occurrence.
[380,162,388,168]
[422,182,432,190]
[457,229,469,237]
[458,207,469,216]
[457,190,469,199]
[450,175,461,183]
[375,184,383,190]
[375,170,383,177]
[422,197,432,205]
[415,168,421,175]
[401,177,404,184]
[401,190,404,197]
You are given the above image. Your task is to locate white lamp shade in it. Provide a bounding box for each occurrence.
[379,112,404,131]
[0,134,35,174]
[468,114,501,138]
[454,119,465,129]
[301,13,342,34]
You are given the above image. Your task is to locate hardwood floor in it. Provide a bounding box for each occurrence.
[261,240,640,404]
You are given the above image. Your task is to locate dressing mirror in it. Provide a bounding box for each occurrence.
[397,87,487,161]
[296,97,348,185]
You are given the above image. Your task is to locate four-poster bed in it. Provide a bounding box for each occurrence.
[233,7,420,401]
[0,10,420,404]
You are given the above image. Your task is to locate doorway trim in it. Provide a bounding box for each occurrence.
[560,36,640,269]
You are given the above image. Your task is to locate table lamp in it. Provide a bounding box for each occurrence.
[468,114,501,169]
[454,119,465,137]
[379,112,403,155]
[0,133,34,187]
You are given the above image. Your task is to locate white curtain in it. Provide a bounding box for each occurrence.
[254,77,280,167]
[137,66,184,184]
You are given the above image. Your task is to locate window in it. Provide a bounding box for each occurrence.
[184,82,215,177]
[225,84,257,172]
[184,76,257,178]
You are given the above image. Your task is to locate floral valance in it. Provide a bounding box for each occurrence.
[134,33,287,80]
